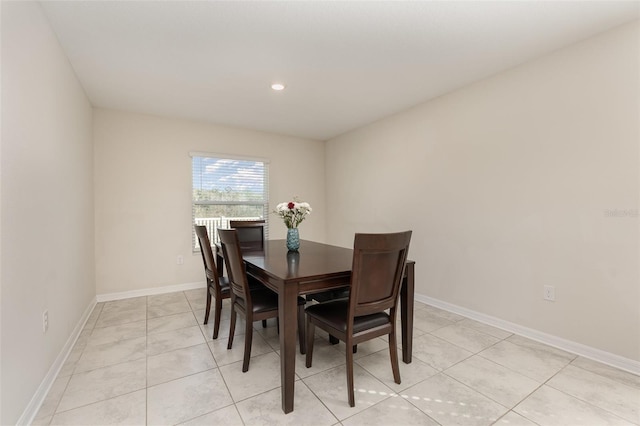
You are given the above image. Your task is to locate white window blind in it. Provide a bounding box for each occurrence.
[191,153,269,249]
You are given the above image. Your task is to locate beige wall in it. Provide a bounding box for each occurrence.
[326,22,640,361]
[0,2,94,424]
[93,109,325,296]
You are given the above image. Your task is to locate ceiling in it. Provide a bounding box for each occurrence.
[40,1,639,141]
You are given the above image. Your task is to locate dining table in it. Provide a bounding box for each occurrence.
[215,238,415,414]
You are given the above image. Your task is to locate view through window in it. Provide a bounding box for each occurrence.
[191,154,269,249]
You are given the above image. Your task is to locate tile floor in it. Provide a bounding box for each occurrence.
[32,289,639,425]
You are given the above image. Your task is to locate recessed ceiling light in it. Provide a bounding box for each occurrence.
[271,83,286,91]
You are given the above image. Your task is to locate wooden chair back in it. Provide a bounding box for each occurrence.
[348,231,412,320]
[229,220,265,252]
[194,225,219,284]
[218,228,252,303]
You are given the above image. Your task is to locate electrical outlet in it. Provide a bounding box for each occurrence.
[177,255,184,265]
[543,285,555,301]
[42,310,49,333]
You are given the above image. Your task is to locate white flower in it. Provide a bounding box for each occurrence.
[272,197,312,229]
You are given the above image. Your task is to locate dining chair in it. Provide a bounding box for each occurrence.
[218,228,307,372]
[194,225,230,339]
[229,219,269,328]
[305,231,412,407]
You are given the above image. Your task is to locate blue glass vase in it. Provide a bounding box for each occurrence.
[286,227,300,251]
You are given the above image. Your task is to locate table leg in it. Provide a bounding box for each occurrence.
[279,282,298,413]
[400,262,415,363]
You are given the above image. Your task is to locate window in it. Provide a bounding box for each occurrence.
[191,153,269,249]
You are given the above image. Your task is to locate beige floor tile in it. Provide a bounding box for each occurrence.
[412,309,455,333]
[51,390,146,426]
[57,358,146,412]
[479,340,572,382]
[493,410,539,426]
[403,373,508,426]
[236,381,337,426]
[179,405,243,426]
[506,335,576,362]
[295,338,346,378]
[219,352,282,401]
[431,324,501,353]
[147,343,216,386]
[147,299,192,319]
[412,333,473,371]
[74,336,146,373]
[455,318,512,340]
[86,320,146,347]
[342,395,439,426]
[101,297,146,313]
[421,305,466,322]
[147,291,188,306]
[208,331,272,367]
[444,355,540,407]
[303,363,394,421]
[571,356,640,389]
[147,369,232,425]
[547,364,640,423]
[95,306,146,328]
[146,325,206,356]
[514,385,635,426]
[184,288,209,311]
[147,311,198,335]
[356,349,438,393]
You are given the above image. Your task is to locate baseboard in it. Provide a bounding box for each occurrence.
[96,281,205,302]
[17,297,97,426]
[416,294,640,376]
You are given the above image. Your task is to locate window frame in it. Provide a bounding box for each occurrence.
[190,152,269,251]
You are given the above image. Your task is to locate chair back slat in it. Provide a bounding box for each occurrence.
[349,231,412,319]
[218,228,251,302]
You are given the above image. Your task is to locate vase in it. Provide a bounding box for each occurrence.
[286,227,300,251]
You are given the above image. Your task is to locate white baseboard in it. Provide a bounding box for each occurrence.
[96,281,205,302]
[17,298,97,426]
[416,294,640,376]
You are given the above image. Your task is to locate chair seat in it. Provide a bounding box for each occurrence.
[306,300,390,333]
[209,276,231,296]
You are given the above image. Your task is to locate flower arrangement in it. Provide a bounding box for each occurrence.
[274,197,312,229]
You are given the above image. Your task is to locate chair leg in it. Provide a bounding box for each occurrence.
[305,319,315,368]
[346,340,355,407]
[227,307,237,350]
[388,330,401,384]
[212,296,222,339]
[298,304,306,354]
[242,316,253,373]
[329,335,339,345]
[262,319,267,328]
[203,288,212,325]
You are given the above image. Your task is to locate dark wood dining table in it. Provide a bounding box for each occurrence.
[215,239,415,413]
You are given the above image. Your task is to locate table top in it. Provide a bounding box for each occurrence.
[242,239,354,281]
